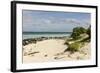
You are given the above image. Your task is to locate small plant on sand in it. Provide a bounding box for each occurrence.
[65,42,81,52]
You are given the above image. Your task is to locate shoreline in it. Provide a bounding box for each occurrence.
[23,36,69,46]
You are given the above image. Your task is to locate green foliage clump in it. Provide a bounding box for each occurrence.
[64,26,91,53]
[71,27,86,39]
[67,42,81,52]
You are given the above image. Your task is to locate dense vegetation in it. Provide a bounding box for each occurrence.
[71,27,86,39]
[64,26,91,53]
[67,42,81,52]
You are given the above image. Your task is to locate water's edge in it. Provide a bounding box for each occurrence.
[23,32,72,39]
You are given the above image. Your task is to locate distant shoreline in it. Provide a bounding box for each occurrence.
[23,32,71,40]
[23,36,69,46]
[23,32,72,35]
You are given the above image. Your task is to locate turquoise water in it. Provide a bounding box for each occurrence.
[23,32,72,39]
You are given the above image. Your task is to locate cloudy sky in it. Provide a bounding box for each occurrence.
[23,10,91,32]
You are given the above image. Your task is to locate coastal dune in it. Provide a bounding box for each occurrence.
[23,39,91,63]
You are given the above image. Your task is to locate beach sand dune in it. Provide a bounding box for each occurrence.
[23,39,91,63]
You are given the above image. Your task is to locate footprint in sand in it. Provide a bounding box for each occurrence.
[54,56,65,60]
[24,51,40,56]
[44,55,48,57]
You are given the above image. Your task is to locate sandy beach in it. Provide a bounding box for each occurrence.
[23,39,91,63]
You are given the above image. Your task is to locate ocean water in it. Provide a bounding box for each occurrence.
[23,32,72,39]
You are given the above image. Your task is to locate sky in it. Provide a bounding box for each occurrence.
[23,10,91,32]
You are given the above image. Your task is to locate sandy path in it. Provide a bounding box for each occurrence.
[23,39,91,63]
[23,39,67,63]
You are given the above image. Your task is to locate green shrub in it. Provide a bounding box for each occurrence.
[71,27,86,39]
[67,42,81,52]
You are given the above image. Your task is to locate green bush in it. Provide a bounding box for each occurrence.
[71,27,86,39]
[67,42,81,52]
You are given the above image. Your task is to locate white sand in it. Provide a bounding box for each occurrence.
[23,39,91,63]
